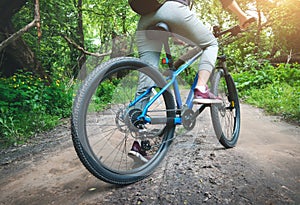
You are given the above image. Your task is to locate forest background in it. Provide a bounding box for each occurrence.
[0,0,299,147]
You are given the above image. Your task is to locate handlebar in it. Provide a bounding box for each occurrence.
[213,17,256,38]
[213,25,242,38]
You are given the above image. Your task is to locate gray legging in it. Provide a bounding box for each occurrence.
[136,1,218,71]
[134,1,218,108]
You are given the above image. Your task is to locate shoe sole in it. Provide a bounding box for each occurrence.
[193,98,222,104]
[128,151,149,163]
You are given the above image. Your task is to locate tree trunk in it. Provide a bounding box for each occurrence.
[75,0,86,77]
[253,0,261,55]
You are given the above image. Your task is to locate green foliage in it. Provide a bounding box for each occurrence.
[83,0,138,40]
[233,63,300,122]
[247,82,299,121]
[0,72,73,147]
[260,0,300,53]
[92,77,133,111]
[93,80,117,111]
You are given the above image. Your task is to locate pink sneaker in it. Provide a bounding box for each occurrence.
[193,86,222,104]
[128,141,149,163]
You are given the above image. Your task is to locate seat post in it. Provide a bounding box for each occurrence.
[163,40,175,70]
[146,22,175,70]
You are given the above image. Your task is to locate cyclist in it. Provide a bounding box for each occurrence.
[128,0,255,162]
[135,0,254,103]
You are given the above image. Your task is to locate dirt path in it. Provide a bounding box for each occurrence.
[0,104,299,205]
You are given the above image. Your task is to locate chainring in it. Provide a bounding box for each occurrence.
[181,108,196,131]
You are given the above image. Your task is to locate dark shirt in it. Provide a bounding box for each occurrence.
[167,0,190,6]
[168,0,233,8]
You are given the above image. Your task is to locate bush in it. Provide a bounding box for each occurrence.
[247,82,299,121]
[0,72,73,147]
[233,62,300,122]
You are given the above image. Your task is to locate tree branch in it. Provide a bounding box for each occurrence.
[0,19,36,52]
[62,35,111,57]
[0,0,41,52]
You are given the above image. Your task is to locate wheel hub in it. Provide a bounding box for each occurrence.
[124,108,145,132]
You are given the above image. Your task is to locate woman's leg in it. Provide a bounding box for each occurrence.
[136,1,220,103]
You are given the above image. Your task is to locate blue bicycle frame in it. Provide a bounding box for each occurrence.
[129,49,205,125]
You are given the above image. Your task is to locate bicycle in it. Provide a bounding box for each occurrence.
[71,23,242,185]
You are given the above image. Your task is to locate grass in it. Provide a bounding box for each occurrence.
[233,63,300,124]
[243,82,299,123]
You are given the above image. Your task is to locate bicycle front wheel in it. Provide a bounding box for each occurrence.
[71,57,175,185]
[210,70,241,148]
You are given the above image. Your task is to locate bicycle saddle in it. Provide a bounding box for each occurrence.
[146,22,171,41]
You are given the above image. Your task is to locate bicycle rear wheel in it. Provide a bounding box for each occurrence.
[210,70,241,148]
[71,57,175,185]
